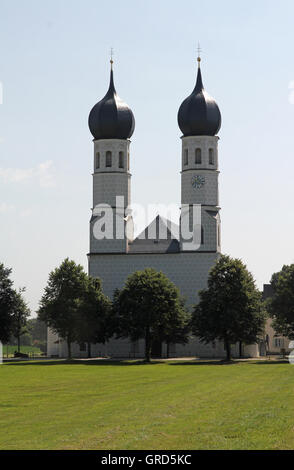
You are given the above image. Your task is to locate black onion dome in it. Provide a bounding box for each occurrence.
[178,64,221,137]
[89,67,135,140]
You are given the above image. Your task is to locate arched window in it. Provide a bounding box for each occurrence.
[128,152,130,171]
[119,151,124,169]
[184,149,188,166]
[201,226,204,245]
[195,148,202,164]
[106,151,112,167]
[95,152,100,169]
[209,148,214,165]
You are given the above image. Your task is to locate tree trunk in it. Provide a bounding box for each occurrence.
[17,335,20,353]
[67,337,72,360]
[239,341,242,358]
[224,338,231,361]
[166,342,170,359]
[87,342,91,359]
[145,328,151,363]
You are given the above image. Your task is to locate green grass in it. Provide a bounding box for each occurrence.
[2,345,42,357]
[0,359,294,450]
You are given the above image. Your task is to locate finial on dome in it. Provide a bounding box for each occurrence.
[110,47,114,69]
[197,42,201,68]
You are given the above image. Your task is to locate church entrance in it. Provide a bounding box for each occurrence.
[151,340,162,358]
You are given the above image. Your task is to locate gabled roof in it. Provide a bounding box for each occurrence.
[128,215,180,254]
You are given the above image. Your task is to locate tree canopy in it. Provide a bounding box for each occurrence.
[75,277,112,357]
[0,263,17,343]
[113,268,189,362]
[11,288,31,352]
[192,255,266,361]
[38,258,111,358]
[159,297,191,358]
[38,258,89,358]
[267,264,294,339]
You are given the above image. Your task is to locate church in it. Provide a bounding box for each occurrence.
[48,55,260,359]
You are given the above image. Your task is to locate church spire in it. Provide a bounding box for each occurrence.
[195,43,204,92]
[197,42,201,68]
[177,52,221,137]
[88,57,135,140]
[110,47,114,69]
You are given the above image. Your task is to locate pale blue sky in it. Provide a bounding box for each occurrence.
[1,0,294,314]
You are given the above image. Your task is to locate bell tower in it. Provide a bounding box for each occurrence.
[88,59,135,254]
[177,55,222,252]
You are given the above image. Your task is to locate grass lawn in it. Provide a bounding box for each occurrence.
[0,359,294,450]
[2,345,42,357]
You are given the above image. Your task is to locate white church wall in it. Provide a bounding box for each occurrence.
[181,170,219,207]
[181,135,219,207]
[93,172,131,209]
[89,251,219,307]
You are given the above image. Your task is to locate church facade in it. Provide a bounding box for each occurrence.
[48,56,260,359]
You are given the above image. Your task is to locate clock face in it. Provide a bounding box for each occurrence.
[191,175,205,189]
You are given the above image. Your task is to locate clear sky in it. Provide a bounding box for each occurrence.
[1,0,294,315]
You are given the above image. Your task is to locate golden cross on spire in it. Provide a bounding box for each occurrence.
[110,48,114,68]
[197,42,202,67]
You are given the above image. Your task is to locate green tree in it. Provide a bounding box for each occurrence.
[38,258,89,359]
[113,268,187,362]
[0,263,16,343]
[159,298,191,358]
[267,264,294,339]
[27,318,47,352]
[12,288,31,353]
[192,255,266,361]
[76,277,112,358]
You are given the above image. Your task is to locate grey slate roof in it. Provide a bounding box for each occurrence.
[128,215,180,254]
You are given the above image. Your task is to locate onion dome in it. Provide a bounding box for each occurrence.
[88,61,135,140]
[178,57,221,137]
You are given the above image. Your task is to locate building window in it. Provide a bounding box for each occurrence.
[106,151,112,167]
[79,343,86,352]
[274,338,284,348]
[184,149,188,166]
[195,148,202,164]
[95,152,100,169]
[119,151,124,169]
[128,152,130,171]
[218,224,221,246]
[209,148,214,165]
[201,226,204,245]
